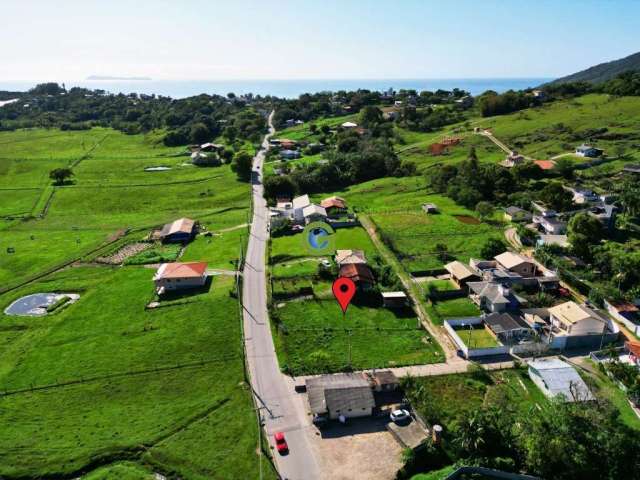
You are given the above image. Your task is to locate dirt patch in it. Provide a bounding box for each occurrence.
[309,417,403,480]
[96,242,152,265]
[454,215,481,225]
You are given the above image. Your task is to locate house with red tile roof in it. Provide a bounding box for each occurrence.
[534,160,556,170]
[153,262,208,294]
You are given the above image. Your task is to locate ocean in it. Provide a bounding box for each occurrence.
[0,78,551,99]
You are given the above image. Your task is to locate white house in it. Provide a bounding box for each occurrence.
[292,194,311,222]
[153,262,208,294]
[302,204,327,224]
[548,301,606,336]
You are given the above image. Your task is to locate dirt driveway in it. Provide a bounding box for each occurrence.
[307,416,403,480]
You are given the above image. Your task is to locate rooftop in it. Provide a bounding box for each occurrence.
[320,196,347,209]
[302,204,327,218]
[445,260,478,280]
[494,251,532,270]
[292,194,311,210]
[154,262,208,280]
[159,217,195,237]
[484,312,531,334]
[335,249,367,265]
[339,263,375,284]
[548,301,604,325]
[529,358,595,401]
[306,373,374,415]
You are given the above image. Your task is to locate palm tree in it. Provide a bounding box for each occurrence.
[454,410,486,456]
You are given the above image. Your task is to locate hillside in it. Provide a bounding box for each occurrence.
[549,50,640,85]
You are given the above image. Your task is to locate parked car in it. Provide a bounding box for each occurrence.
[321,259,331,267]
[274,431,288,454]
[390,409,411,424]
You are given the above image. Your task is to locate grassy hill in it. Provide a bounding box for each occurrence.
[548,50,640,84]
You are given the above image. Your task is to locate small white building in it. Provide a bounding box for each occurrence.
[292,194,311,222]
[341,121,358,128]
[302,204,328,224]
[528,358,594,402]
[153,262,208,294]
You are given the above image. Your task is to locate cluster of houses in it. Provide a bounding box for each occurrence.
[499,143,603,171]
[189,142,225,166]
[269,137,303,160]
[269,194,349,228]
[504,193,618,248]
[443,250,619,357]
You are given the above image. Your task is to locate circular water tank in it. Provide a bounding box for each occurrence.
[432,424,443,443]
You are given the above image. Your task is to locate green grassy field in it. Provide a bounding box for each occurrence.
[273,295,443,375]
[0,128,250,290]
[457,326,501,348]
[0,267,270,479]
[0,126,270,479]
[426,297,482,326]
[312,177,502,273]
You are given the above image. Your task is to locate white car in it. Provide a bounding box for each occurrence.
[321,259,331,267]
[390,409,411,423]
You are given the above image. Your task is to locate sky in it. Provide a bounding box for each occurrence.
[1,0,639,81]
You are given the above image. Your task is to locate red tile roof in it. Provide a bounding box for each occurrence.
[339,264,375,284]
[626,341,640,358]
[320,196,347,209]
[535,160,556,170]
[155,262,208,279]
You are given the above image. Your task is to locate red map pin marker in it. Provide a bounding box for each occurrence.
[332,277,356,314]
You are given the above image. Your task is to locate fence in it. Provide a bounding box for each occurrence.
[444,317,510,359]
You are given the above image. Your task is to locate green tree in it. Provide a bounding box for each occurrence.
[540,182,573,211]
[475,201,495,221]
[49,167,74,185]
[567,212,603,260]
[231,151,253,181]
[359,105,383,128]
[480,238,507,259]
[189,122,210,144]
[553,157,575,179]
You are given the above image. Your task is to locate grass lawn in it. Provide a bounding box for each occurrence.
[0,127,250,289]
[405,369,547,433]
[270,226,377,264]
[424,279,457,291]
[124,243,182,265]
[457,326,501,348]
[81,461,155,479]
[181,227,247,271]
[315,177,502,274]
[0,251,268,479]
[273,295,443,375]
[426,297,481,325]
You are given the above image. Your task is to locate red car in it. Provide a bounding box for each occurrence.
[274,431,288,454]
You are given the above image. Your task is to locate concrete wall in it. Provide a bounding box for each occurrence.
[155,276,206,291]
[444,317,510,358]
[604,299,640,336]
[329,407,372,420]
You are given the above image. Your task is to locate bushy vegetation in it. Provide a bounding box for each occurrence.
[0,83,267,147]
[404,369,640,480]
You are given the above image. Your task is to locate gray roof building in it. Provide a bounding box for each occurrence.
[306,373,376,420]
[528,358,595,402]
[467,281,522,313]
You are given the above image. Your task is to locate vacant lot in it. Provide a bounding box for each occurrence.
[404,369,548,433]
[273,294,443,375]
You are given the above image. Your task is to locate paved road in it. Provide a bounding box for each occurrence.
[242,112,320,480]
